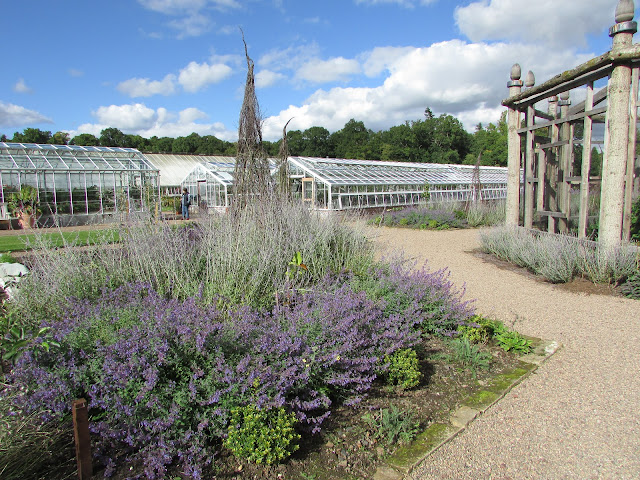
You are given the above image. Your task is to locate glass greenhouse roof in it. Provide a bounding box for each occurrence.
[0,143,159,172]
[186,157,280,185]
[288,157,508,186]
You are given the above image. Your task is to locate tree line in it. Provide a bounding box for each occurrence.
[1,108,512,166]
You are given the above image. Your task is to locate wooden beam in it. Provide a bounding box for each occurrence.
[516,106,608,134]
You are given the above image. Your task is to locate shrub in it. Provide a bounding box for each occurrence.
[348,259,475,336]
[619,269,640,299]
[480,226,638,285]
[9,278,420,478]
[384,348,422,389]
[17,200,374,321]
[224,405,300,465]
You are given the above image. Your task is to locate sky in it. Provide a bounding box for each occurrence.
[0,0,634,143]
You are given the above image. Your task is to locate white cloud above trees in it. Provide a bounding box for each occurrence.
[0,102,52,128]
[455,0,617,48]
[69,103,235,141]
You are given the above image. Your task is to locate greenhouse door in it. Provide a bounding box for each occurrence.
[302,178,314,206]
[196,180,206,213]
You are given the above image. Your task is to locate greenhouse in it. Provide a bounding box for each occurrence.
[182,156,509,211]
[0,143,160,227]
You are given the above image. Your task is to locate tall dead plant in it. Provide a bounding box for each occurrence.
[233,30,272,214]
[277,118,293,198]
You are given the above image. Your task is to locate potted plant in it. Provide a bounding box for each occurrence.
[8,185,40,229]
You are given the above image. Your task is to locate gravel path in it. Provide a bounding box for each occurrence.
[368,227,640,480]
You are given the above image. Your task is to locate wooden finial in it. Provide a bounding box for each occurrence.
[615,0,635,23]
[525,71,535,88]
[510,64,522,81]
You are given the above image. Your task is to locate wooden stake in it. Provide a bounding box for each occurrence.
[73,398,92,480]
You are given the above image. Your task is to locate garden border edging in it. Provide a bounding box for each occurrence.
[372,338,561,480]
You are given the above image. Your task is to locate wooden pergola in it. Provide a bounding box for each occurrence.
[502,0,640,249]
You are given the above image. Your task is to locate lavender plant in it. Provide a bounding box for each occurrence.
[9,276,422,478]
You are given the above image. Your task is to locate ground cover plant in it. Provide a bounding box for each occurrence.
[480,225,639,290]
[1,201,532,479]
[370,200,505,230]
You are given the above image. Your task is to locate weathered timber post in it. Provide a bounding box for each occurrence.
[578,82,595,238]
[524,70,536,229]
[600,0,637,249]
[73,398,92,480]
[506,64,523,226]
[558,90,572,233]
[623,65,639,240]
[547,95,560,233]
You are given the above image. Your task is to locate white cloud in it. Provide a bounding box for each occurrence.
[68,68,84,77]
[117,74,177,97]
[361,46,416,77]
[295,57,362,84]
[179,107,208,123]
[93,104,159,131]
[13,78,33,94]
[178,61,233,92]
[262,40,593,139]
[355,0,437,6]
[137,0,241,37]
[137,0,239,15]
[259,43,322,72]
[256,69,286,88]
[0,102,52,127]
[169,13,212,37]
[69,103,236,141]
[455,0,617,48]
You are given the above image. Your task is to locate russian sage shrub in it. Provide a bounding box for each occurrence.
[349,260,475,336]
[9,279,419,478]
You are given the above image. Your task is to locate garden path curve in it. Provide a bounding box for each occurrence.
[368,227,640,480]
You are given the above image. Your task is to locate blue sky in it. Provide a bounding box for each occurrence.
[0,0,632,142]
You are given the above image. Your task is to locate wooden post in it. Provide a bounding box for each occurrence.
[506,64,524,226]
[600,0,636,249]
[558,91,572,233]
[578,81,594,238]
[547,96,559,233]
[524,70,536,229]
[623,65,639,240]
[73,398,92,480]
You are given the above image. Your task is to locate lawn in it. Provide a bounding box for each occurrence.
[0,229,120,253]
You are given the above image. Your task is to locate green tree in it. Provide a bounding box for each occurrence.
[330,119,372,159]
[147,136,174,153]
[49,131,70,145]
[99,127,127,147]
[172,133,201,154]
[12,128,52,144]
[285,130,305,156]
[302,126,332,157]
[70,133,100,146]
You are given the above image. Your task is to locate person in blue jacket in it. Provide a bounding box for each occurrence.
[181,188,191,220]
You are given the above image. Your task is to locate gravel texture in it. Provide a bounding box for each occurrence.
[369,227,640,480]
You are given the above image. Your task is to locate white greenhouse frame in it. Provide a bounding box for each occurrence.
[182,156,508,212]
[0,143,160,226]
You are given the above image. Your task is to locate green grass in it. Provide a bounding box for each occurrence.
[0,229,120,253]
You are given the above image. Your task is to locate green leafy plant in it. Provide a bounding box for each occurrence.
[286,251,308,280]
[224,405,301,465]
[447,337,492,377]
[363,404,419,446]
[457,324,490,344]
[619,269,640,299]
[495,330,531,354]
[7,185,41,217]
[384,348,422,389]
